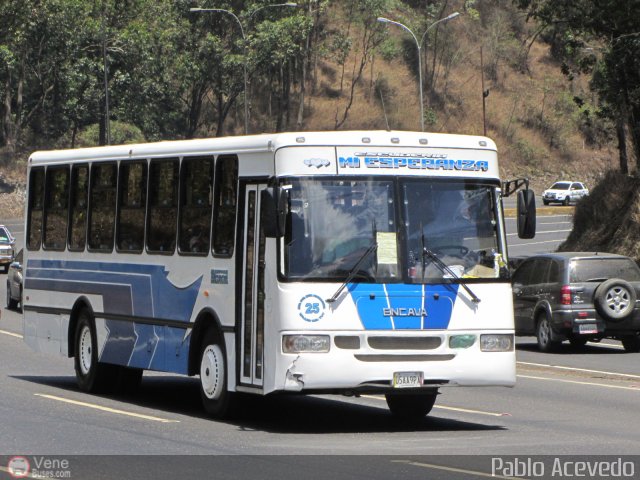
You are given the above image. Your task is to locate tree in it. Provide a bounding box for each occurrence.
[514,0,640,174]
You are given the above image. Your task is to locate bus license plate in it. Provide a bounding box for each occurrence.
[393,371,423,388]
[578,324,597,334]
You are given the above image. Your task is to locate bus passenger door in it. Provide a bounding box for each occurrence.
[240,184,267,387]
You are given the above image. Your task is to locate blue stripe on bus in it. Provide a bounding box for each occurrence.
[348,283,459,330]
[26,260,202,374]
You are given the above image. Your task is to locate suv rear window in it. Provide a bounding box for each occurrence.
[570,258,640,282]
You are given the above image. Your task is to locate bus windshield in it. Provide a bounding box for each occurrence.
[402,179,500,282]
[284,178,397,281]
[282,177,502,282]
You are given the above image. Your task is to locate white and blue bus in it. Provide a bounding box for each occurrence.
[22,131,535,418]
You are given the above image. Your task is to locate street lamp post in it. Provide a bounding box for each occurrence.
[190,3,297,135]
[101,3,111,145]
[377,12,460,132]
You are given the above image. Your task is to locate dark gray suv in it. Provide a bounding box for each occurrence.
[512,252,640,352]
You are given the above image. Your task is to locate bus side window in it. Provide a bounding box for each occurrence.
[178,156,213,255]
[27,167,45,250]
[68,164,89,251]
[88,163,117,252]
[147,158,179,254]
[212,155,238,257]
[116,161,147,253]
[43,166,70,251]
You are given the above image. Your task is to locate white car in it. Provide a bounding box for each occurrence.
[542,181,589,206]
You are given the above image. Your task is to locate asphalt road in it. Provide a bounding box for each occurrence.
[2,212,640,478]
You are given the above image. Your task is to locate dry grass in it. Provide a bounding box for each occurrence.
[0,158,27,219]
[560,170,640,261]
[299,2,615,195]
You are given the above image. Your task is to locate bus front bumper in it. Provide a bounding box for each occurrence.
[272,330,516,394]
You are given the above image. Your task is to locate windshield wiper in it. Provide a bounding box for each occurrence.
[421,244,481,304]
[326,242,378,303]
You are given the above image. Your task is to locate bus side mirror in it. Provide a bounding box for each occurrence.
[517,189,536,239]
[261,188,288,238]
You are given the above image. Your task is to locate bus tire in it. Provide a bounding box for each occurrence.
[385,391,437,419]
[199,329,235,418]
[73,309,118,393]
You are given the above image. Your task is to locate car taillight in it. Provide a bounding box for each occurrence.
[561,285,572,305]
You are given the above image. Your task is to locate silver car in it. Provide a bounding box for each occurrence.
[0,225,15,273]
[6,248,22,311]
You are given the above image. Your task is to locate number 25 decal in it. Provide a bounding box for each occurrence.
[305,303,320,315]
[298,294,326,322]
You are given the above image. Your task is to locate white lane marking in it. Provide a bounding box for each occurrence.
[517,361,640,379]
[361,394,509,417]
[0,328,23,339]
[509,239,566,247]
[505,215,572,220]
[34,393,180,423]
[391,459,520,480]
[517,374,640,391]
[507,229,572,237]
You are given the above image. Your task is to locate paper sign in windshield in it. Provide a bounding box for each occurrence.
[376,232,397,264]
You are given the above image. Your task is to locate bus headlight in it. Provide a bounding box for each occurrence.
[449,334,476,349]
[283,335,330,353]
[480,334,514,352]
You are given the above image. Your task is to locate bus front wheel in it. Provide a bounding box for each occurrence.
[74,309,118,393]
[385,391,438,420]
[199,329,235,418]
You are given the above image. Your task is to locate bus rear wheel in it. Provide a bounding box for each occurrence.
[385,391,438,420]
[74,309,118,393]
[199,329,235,418]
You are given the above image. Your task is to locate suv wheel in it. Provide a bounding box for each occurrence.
[536,313,560,352]
[594,279,636,321]
[562,196,570,206]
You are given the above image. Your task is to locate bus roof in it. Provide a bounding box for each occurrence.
[29,130,497,165]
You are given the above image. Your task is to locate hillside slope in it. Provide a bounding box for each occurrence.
[0,0,618,218]
[296,0,614,192]
[560,171,640,261]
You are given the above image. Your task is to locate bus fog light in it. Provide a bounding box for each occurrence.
[283,335,330,353]
[449,334,476,349]
[480,334,514,352]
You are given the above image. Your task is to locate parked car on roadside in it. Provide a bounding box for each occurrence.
[6,248,23,311]
[512,252,640,352]
[0,225,16,273]
[541,181,589,206]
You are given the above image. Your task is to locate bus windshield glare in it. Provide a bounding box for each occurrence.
[282,177,502,282]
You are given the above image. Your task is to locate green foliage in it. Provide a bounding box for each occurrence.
[424,107,438,127]
[464,1,480,21]
[378,38,399,61]
[513,138,536,165]
[515,0,640,170]
[71,122,146,148]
